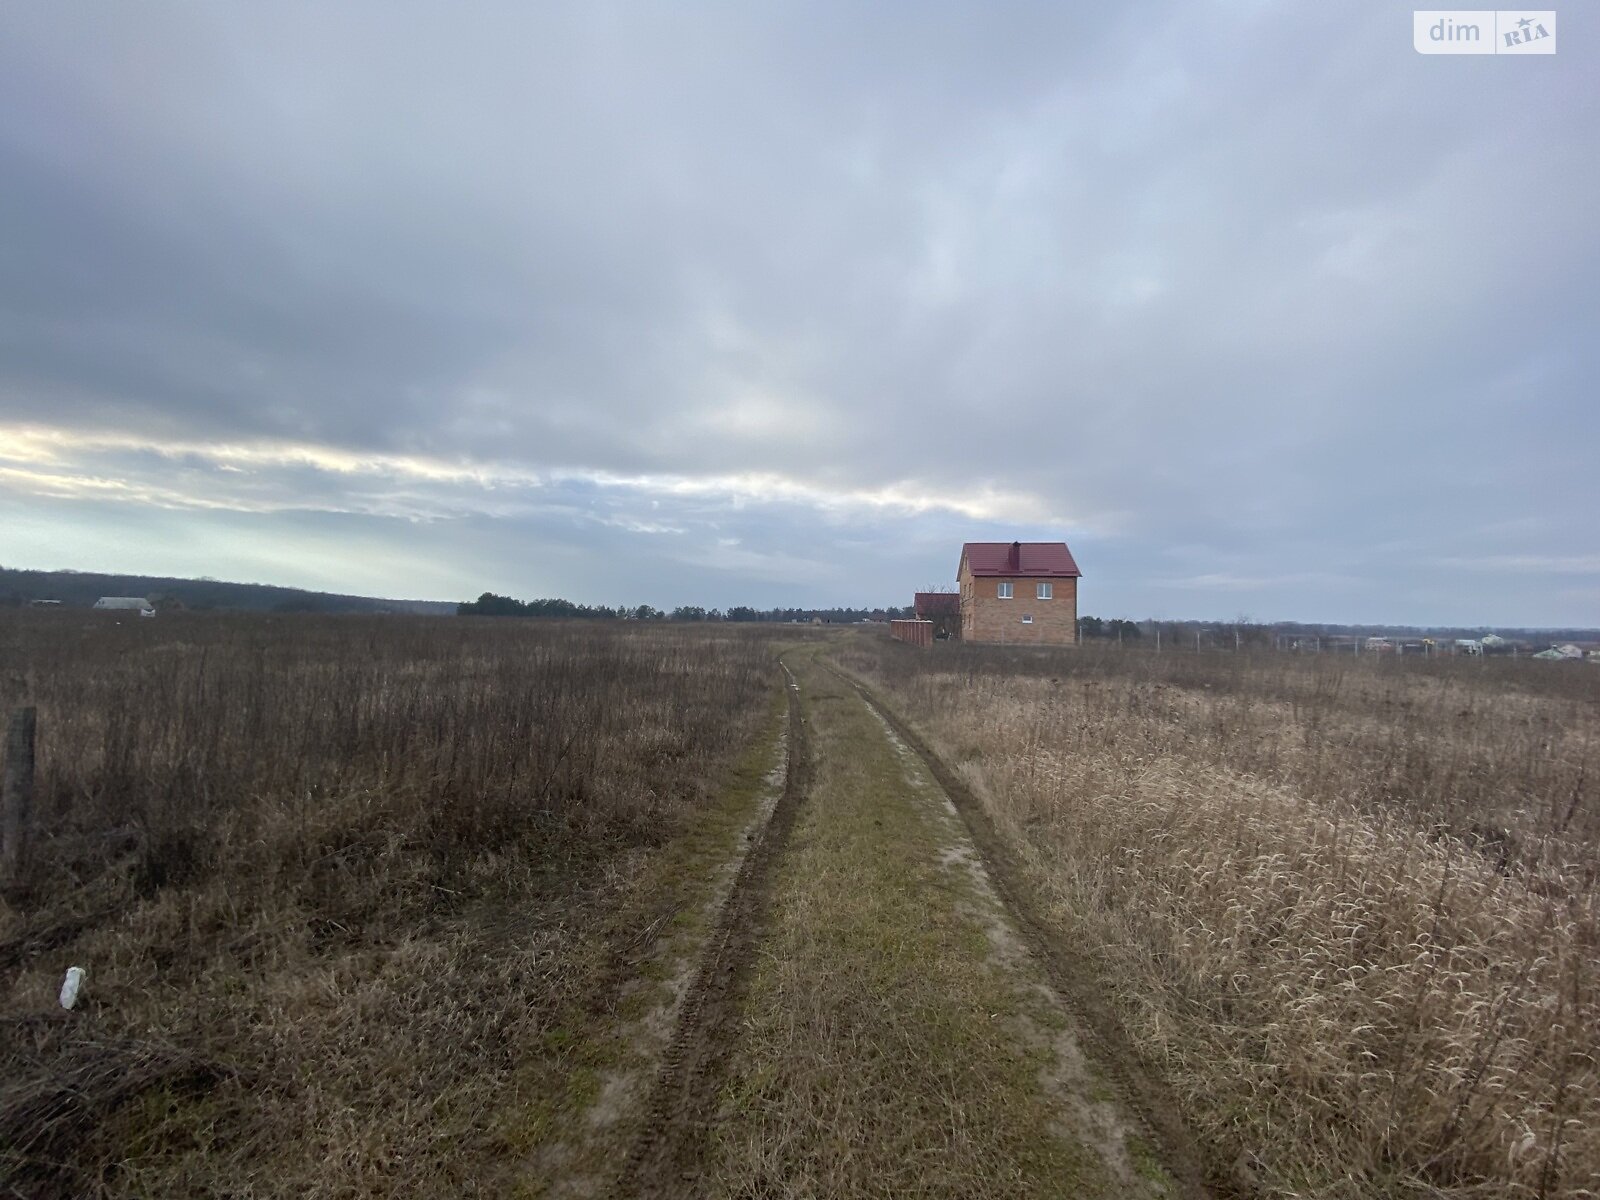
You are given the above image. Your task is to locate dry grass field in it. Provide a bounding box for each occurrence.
[838,636,1600,1199]
[0,611,786,1196]
[9,609,1594,1198]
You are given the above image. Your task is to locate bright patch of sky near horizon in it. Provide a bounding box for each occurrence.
[0,2,1595,623]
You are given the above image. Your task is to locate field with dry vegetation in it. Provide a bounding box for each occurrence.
[0,611,786,1196]
[838,636,1600,1198]
[10,607,1595,1198]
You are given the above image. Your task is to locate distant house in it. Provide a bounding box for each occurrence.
[913,592,961,640]
[957,541,1081,645]
[1532,648,1565,661]
[94,596,155,617]
[1555,644,1585,660]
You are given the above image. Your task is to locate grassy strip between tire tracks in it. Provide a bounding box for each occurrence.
[700,647,1152,1199]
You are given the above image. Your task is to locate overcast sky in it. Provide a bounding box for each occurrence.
[1,3,1595,624]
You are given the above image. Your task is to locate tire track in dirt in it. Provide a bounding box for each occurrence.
[828,663,1243,1200]
[614,659,810,1199]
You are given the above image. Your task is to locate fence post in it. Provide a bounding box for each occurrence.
[1,706,37,893]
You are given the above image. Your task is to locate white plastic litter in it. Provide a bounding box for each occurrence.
[59,966,85,1010]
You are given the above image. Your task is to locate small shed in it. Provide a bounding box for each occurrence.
[913,592,961,640]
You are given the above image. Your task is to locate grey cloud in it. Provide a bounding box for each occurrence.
[0,2,1595,623]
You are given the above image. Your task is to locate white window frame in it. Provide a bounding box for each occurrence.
[1037,581,1053,600]
[1022,614,1033,624]
[997,581,1013,599]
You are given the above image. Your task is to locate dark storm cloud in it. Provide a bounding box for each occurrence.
[0,2,1595,622]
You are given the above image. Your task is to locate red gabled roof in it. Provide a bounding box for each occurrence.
[914,592,960,617]
[959,541,1081,578]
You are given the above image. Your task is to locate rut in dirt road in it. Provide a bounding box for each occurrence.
[614,661,810,1198]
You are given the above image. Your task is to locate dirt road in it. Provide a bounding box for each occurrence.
[606,648,1213,1199]
[616,662,811,1192]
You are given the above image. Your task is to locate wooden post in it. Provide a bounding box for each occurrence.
[1,706,37,891]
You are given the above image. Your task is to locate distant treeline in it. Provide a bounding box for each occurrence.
[1029,615,1600,647]
[1138,618,1600,646]
[1264,620,1600,642]
[0,566,455,616]
[1076,617,1143,639]
[8,568,1589,641]
[458,592,914,623]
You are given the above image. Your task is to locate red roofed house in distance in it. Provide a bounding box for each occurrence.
[957,541,1081,645]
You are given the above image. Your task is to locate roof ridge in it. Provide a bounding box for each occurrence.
[957,540,1081,579]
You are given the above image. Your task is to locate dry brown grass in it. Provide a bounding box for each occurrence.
[0,611,786,1196]
[838,636,1600,1199]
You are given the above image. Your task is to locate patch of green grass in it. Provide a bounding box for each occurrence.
[1126,1134,1176,1194]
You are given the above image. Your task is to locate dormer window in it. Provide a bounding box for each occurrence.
[1037,582,1053,600]
[997,582,1013,599]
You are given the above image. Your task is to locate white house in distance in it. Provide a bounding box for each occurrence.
[94,596,156,617]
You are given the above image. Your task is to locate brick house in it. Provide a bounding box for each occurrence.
[958,541,1080,645]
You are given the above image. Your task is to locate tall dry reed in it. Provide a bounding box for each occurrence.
[842,637,1599,1198]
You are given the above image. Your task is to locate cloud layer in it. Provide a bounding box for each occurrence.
[1,3,1595,622]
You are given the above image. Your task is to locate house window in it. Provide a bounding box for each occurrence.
[1037,581,1053,600]
[997,582,1013,599]
[1022,614,1033,624]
